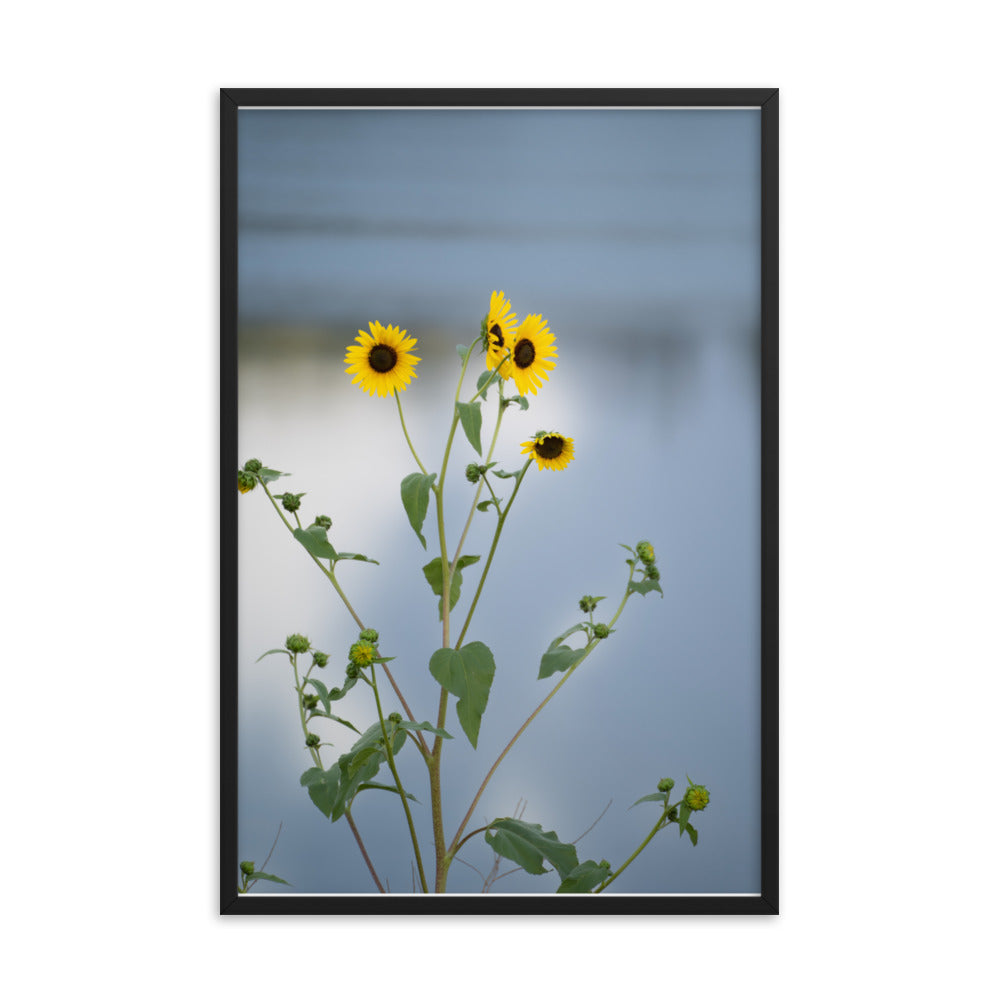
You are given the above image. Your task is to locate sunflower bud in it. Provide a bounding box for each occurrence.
[312,651,329,668]
[237,471,256,494]
[280,492,302,513]
[684,783,710,812]
[302,694,319,711]
[285,634,310,654]
[388,712,402,725]
[647,565,661,581]
[239,860,255,876]
[657,777,675,793]
[359,628,379,643]
[313,515,332,530]
[466,463,482,484]
[636,541,656,566]
[305,732,320,748]
[579,595,598,613]
[349,641,375,668]
[593,623,610,639]
[244,459,262,474]
[346,663,361,680]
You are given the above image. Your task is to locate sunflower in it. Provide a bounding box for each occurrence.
[345,321,420,397]
[521,431,575,471]
[485,290,517,379]
[508,314,557,395]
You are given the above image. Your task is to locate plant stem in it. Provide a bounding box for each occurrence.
[345,808,386,893]
[454,458,531,649]
[595,808,668,893]
[428,343,475,891]
[370,664,429,893]
[395,389,428,475]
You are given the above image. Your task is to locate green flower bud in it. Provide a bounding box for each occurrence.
[666,806,679,822]
[312,651,329,668]
[579,595,598,613]
[346,663,361,680]
[313,515,332,530]
[285,634,310,654]
[466,463,482,484]
[349,641,375,668]
[280,492,302,513]
[239,860,255,876]
[237,471,256,494]
[388,712,403,725]
[684,783,710,812]
[593,623,610,639]
[636,541,656,566]
[244,459,262,474]
[657,777,675,793]
[599,859,611,870]
[647,565,661,581]
[302,694,319,711]
[359,628,379,643]
[305,732,320,747]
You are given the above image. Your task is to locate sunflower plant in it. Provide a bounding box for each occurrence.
[238,291,709,894]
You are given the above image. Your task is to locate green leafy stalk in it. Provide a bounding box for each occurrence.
[258,480,428,756]
[428,340,477,891]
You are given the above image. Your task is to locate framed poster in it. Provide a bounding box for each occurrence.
[221,88,777,914]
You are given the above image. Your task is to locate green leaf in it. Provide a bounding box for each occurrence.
[492,468,520,479]
[456,400,483,456]
[476,500,494,512]
[630,792,671,808]
[255,648,291,663]
[537,625,590,680]
[456,344,470,363]
[300,765,341,819]
[557,860,610,893]
[476,370,495,395]
[484,818,579,880]
[509,395,529,410]
[293,525,338,560]
[619,543,636,555]
[308,710,361,734]
[422,554,480,619]
[428,642,495,748]
[305,677,332,712]
[333,551,379,565]
[677,803,692,835]
[258,467,289,485]
[628,579,664,598]
[356,781,419,802]
[324,675,358,702]
[400,472,437,549]
[397,720,453,739]
[684,824,698,847]
[247,871,291,886]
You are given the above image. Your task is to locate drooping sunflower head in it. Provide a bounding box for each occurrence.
[521,431,575,471]
[345,321,420,397]
[508,314,557,395]
[484,290,517,379]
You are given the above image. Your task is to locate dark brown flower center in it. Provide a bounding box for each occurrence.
[490,322,504,349]
[536,435,564,459]
[369,344,398,373]
[513,338,535,369]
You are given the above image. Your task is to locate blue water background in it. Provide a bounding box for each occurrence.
[237,108,761,894]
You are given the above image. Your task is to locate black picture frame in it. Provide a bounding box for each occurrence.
[221,87,778,915]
